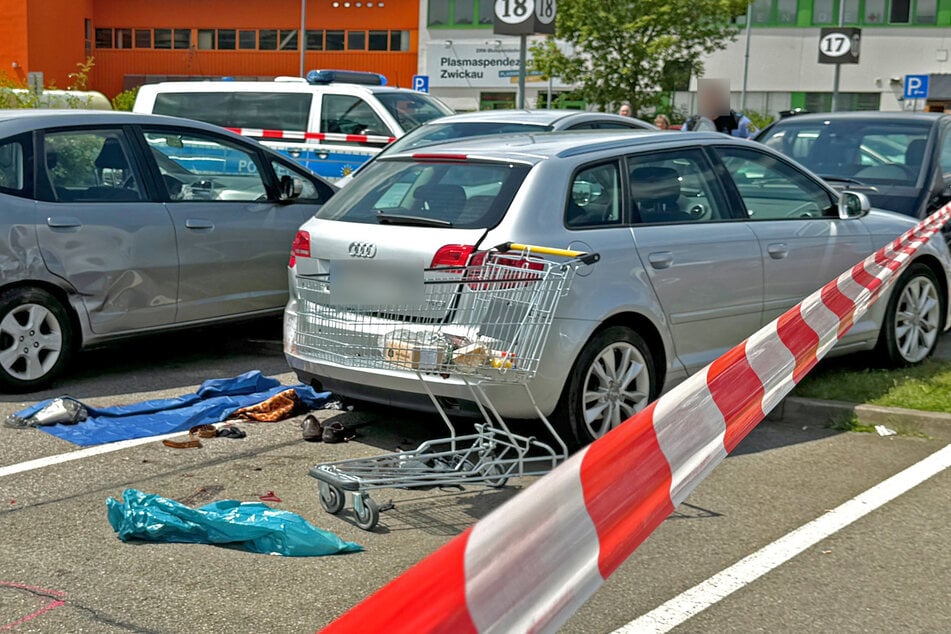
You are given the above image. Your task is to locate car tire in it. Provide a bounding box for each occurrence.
[0,287,74,392]
[875,263,944,367]
[555,326,657,447]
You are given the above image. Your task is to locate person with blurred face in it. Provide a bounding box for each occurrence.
[618,102,632,117]
[654,114,670,129]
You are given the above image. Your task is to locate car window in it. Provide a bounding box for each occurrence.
[271,159,333,202]
[42,129,144,203]
[320,94,390,146]
[374,92,453,132]
[566,162,622,228]
[940,129,951,178]
[0,134,32,199]
[152,92,313,138]
[758,119,931,185]
[315,158,531,229]
[628,148,727,224]
[143,130,268,202]
[385,121,549,155]
[716,146,836,220]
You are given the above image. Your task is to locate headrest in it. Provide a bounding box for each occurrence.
[630,166,681,203]
[94,137,130,170]
[905,139,926,167]
[412,184,467,208]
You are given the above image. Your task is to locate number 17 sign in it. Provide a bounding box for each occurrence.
[493,0,556,35]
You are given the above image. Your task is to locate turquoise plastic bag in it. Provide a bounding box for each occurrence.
[107,489,362,557]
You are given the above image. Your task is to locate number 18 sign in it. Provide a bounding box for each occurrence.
[493,0,556,35]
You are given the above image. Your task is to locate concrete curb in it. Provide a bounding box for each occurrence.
[770,396,951,441]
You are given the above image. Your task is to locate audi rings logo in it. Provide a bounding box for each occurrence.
[348,242,377,258]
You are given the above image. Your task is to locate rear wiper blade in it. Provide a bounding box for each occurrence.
[376,212,453,228]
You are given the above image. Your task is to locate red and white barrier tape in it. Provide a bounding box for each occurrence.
[321,205,951,634]
[225,127,396,145]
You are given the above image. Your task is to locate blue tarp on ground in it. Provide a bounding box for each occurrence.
[107,488,362,556]
[15,371,331,446]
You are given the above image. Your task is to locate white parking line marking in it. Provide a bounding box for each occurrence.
[614,443,951,634]
[0,430,196,479]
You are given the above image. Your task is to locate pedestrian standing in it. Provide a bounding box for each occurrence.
[653,114,670,130]
[618,102,632,117]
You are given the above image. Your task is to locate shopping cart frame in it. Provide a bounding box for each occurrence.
[301,243,598,530]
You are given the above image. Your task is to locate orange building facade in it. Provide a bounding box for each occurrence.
[0,0,420,98]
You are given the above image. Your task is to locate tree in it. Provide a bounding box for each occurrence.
[530,0,750,115]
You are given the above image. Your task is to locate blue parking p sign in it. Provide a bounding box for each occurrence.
[412,75,430,93]
[904,74,929,100]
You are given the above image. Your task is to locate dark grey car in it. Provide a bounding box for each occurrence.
[0,110,335,391]
[756,112,951,219]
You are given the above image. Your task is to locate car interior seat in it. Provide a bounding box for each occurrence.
[629,166,688,223]
[412,184,467,219]
[80,137,140,201]
[904,138,927,170]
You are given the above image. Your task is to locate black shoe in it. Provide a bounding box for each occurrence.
[302,415,323,442]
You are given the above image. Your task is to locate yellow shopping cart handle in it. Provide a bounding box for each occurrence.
[494,242,601,265]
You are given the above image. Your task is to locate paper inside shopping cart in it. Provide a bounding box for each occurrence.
[328,260,424,307]
[382,330,452,371]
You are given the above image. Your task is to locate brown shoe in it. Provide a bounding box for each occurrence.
[302,415,323,442]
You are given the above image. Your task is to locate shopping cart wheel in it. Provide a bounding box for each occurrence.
[318,481,345,515]
[353,494,380,531]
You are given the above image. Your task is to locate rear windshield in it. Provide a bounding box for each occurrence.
[315,158,531,229]
[374,93,454,132]
[759,119,933,185]
[385,121,550,154]
[152,92,312,134]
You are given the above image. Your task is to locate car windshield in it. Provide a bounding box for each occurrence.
[375,93,454,132]
[759,119,932,186]
[385,121,551,155]
[315,158,531,229]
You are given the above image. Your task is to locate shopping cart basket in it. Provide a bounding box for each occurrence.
[300,243,598,530]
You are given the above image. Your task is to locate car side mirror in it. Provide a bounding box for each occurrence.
[838,190,870,219]
[279,174,304,201]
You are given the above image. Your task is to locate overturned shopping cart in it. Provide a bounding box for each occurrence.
[300,243,598,530]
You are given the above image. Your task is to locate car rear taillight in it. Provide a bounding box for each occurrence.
[430,244,476,270]
[289,230,311,267]
[412,153,468,162]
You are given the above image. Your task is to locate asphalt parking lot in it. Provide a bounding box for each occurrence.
[2,321,950,633]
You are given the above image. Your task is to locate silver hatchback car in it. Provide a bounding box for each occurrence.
[284,131,951,445]
[0,110,334,391]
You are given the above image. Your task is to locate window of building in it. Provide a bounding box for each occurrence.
[239,30,256,49]
[428,0,493,27]
[259,29,278,50]
[155,29,172,49]
[116,28,133,49]
[454,0,475,24]
[279,30,299,50]
[348,31,366,50]
[326,30,345,50]
[198,29,215,50]
[95,28,113,48]
[810,0,939,25]
[135,29,152,48]
[916,0,937,23]
[391,30,409,51]
[217,29,236,49]
[890,0,911,21]
[368,30,388,50]
[306,30,323,50]
[173,29,191,49]
[813,0,835,22]
[804,92,881,111]
[865,0,886,22]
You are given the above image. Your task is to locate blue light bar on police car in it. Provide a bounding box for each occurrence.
[306,70,387,86]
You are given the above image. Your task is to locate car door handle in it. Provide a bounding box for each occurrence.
[647,251,674,269]
[767,243,789,259]
[46,216,81,229]
[185,219,214,230]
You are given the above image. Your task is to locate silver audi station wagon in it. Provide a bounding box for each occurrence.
[284,131,951,445]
